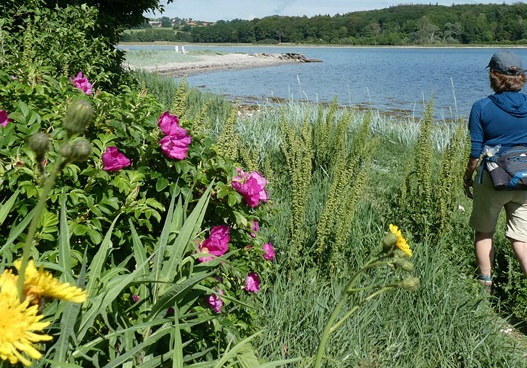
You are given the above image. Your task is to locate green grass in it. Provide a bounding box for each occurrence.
[132,71,527,367]
[122,49,201,67]
[234,104,527,367]
[255,252,526,367]
[122,49,226,68]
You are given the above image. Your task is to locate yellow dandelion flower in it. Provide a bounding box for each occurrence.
[0,272,53,366]
[0,269,19,300]
[389,224,413,258]
[14,260,88,304]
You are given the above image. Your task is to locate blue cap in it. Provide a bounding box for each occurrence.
[487,51,524,75]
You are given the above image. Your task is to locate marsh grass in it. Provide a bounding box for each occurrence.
[132,72,527,366]
[231,100,527,366]
[134,71,233,122]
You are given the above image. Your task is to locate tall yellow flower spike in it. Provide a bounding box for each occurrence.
[0,270,53,366]
[389,224,413,258]
[14,260,88,305]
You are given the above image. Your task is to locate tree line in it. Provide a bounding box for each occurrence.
[122,3,527,45]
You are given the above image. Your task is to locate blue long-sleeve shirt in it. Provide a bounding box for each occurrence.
[468,91,527,158]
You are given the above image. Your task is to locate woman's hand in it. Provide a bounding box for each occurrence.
[463,158,478,200]
[464,177,474,199]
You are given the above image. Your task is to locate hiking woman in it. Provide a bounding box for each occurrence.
[464,50,527,291]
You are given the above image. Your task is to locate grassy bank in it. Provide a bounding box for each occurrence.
[7,2,527,366]
[135,71,527,367]
[121,48,227,69]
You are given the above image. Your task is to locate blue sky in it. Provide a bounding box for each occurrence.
[146,0,521,21]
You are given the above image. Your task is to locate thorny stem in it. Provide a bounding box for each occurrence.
[17,157,69,301]
[15,102,91,300]
[37,158,48,178]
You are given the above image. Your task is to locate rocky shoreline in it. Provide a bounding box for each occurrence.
[125,52,321,77]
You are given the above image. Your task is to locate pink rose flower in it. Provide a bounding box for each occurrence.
[250,220,259,238]
[245,272,260,293]
[132,294,140,303]
[0,110,10,128]
[198,225,230,263]
[102,146,131,172]
[159,133,191,160]
[207,290,224,313]
[232,169,268,208]
[70,72,93,95]
[262,243,276,260]
[158,111,181,135]
[158,111,191,160]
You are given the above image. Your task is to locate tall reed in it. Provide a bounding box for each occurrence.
[280,109,313,266]
[435,119,469,236]
[395,99,439,241]
[216,107,240,161]
[316,111,378,271]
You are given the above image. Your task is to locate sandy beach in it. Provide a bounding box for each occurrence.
[125,52,316,77]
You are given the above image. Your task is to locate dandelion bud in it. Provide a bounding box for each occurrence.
[61,139,92,161]
[64,99,93,134]
[393,257,414,272]
[382,232,397,252]
[60,142,73,158]
[69,138,92,161]
[394,249,409,259]
[399,277,420,291]
[28,132,50,158]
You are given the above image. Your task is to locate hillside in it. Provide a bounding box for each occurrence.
[126,3,527,45]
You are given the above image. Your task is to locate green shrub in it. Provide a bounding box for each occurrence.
[391,99,467,243]
[0,0,131,90]
[0,46,277,367]
[255,38,279,44]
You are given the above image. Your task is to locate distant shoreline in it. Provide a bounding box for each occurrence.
[119,41,527,49]
[120,42,526,77]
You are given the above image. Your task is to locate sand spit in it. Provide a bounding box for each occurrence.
[125,52,321,77]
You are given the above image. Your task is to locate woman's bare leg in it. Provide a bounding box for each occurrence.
[475,231,494,278]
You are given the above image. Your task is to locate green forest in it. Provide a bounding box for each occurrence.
[123,3,527,45]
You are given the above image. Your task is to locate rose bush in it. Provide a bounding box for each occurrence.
[0,2,279,364]
[158,110,192,159]
[198,225,230,262]
[262,242,276,260]
[245,272,261,293]
[0,58,276,368]
[207,290,224,313]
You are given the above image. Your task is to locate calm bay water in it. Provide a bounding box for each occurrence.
[126,45,527,120]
